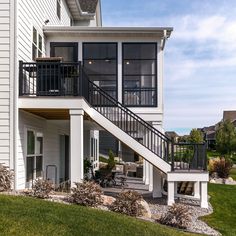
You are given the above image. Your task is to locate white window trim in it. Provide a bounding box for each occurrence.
[24,127,44,186]
[32,27,43,61]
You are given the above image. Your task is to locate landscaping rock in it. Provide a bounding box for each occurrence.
[210,179,216,183]
[139,199,152,218]
[101,195,116,206]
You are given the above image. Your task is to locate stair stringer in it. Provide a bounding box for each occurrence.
[83,104,171,174]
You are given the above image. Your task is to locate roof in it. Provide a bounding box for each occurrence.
[65,0,98,20]
[44,26,173,38]
[165,131,179,138]
[223,110,236,122]
[78,0,98,13]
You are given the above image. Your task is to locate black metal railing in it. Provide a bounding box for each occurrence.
[19,60,207,171]
[172,143,207,171]
[81,70,173,164]
[19,61,81,96]
[123,88,157,107]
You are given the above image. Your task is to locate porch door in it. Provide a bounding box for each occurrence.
[50,42,78,62]
[59,135,70,183]
[26,130,43,186]
[90,131,99,171]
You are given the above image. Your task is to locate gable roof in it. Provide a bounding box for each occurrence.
[78,0,98,13]
[223,110,236,122]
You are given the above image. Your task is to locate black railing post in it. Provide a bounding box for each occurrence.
[204,142,207,171]
[171,138,175,171]
[19,60,23,96]
[78,61,83,96]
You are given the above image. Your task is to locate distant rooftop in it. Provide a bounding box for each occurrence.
[223,110,236,122]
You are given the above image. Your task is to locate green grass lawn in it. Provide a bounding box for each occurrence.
[202,183,236,236]
[0,195,194,236]
[229,167,236,180]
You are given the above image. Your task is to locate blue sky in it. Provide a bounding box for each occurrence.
[101,0,236,135]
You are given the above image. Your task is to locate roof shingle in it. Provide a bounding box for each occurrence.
[78,0,98,13]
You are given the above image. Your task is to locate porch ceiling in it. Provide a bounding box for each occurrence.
[22,108,91,120]
[22,109,70,120]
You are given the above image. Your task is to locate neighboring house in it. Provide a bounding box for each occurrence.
[0,0,208,208]
[165,131,179,143]
[199,125,216,149]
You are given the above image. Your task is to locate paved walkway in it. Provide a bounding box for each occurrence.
[102,177,152,197]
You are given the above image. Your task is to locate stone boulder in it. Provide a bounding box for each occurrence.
[139,199,152,218]
[101,195,116,206]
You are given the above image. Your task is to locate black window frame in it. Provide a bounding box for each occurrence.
[122,42,158,107]
[50,42,78,62]
[82,42,118,100]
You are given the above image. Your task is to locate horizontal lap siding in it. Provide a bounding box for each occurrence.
[18,0,71,61]
[18,111,68,189]
[16,0,71,188]
[0,0,10,166]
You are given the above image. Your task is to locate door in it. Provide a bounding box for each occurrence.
[59,135,70,183]
[90,131,99,171]
[50,42,78,62]
[51,43,78,95]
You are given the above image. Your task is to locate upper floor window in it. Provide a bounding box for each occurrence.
[32,27,42,61]
[83,43,118,99]
[57,0,61,20]
[122,43,157,107]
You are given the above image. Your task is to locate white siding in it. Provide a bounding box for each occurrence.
[0,0,10,166]
[17,0,71,61]
[17,110,69,189]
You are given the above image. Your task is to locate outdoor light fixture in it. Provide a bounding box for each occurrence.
[126,61,130,65]
[88,61,93,65]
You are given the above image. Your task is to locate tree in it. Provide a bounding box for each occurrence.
[216,119,236,156]
[188,129,204,143]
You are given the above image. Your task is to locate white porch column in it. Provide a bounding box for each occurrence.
[145,162,150,185]
[149,164,153,191]
[152,167,162,198]
[143,160,146,182]
[200,182,208,208]
[70,109,84,186]
[194,181,200,199]
[167,181,175,206]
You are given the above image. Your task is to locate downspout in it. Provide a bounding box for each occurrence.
[161,30,168,50]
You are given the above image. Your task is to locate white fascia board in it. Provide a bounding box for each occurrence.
[167,172,209,182]
[43,26,173,38]
[18,97,89,110]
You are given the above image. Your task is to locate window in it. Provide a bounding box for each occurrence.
[57,0,61,20]
[26,130,43,182]
[32,27,43,61]
[122,43,157,107]
[83,43,118,99]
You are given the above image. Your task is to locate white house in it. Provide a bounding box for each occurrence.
[0,0,209,208]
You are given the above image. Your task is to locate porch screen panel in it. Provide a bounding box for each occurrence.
[122,43,157,107]
[83,43,117,99]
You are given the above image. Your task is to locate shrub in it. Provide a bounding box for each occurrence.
[110,190,143,217]
[208,158,220,174]
[158,204,191,229]
[32,179,54,199]
[213,158,233,178]
[0,164,14,192]
[70,181,103,207]
[107,149,116,170]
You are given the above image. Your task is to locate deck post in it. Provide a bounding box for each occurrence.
[194,181,200,199]
[167,181,175,206]
[152,167,162,198]
[149,164,153,191]
[70,109,84,187]
[200,181,208,208]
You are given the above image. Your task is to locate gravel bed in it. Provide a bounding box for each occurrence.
[146,196,221,236]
